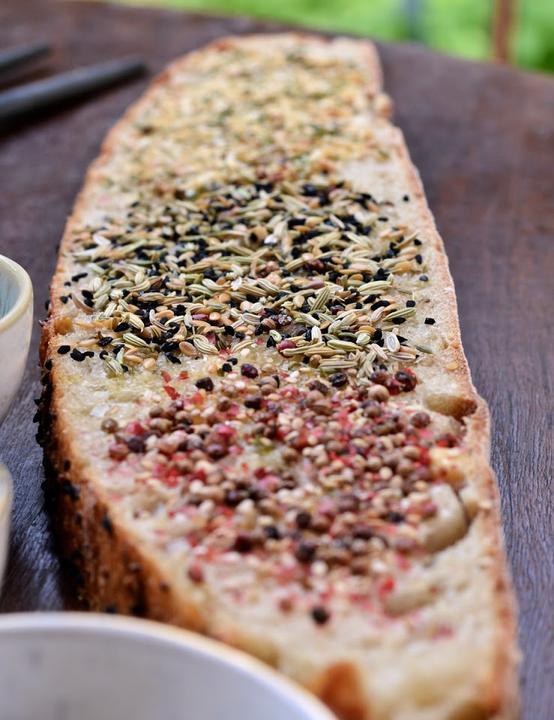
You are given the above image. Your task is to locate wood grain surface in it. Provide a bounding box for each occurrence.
[0,1,552,717]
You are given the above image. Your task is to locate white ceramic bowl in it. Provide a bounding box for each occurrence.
[0,254,32,589]
[0,612,336,720]
[0,254,33,423]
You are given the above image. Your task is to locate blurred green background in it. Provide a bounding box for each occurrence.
[117,0,554,72]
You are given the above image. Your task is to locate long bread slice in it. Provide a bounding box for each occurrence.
[40,34,519,720]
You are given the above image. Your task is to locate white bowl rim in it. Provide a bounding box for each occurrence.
[0,254,33,334]
[0,611,336,719]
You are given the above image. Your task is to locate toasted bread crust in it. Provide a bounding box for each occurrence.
[40,33,519,719]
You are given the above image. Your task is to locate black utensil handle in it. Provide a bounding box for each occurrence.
[0,42,50,77]
[0,57,146,122]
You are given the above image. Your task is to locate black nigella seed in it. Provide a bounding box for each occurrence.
[70,349,86,362]
[415,254,423,264]
[98,336,113,347]
[44,359,53,370]
[403,194,410,202]
[196,377,214,391]
[266,336,277,348]
[57,345,71,355]
[406,300,416,307]
[99,351,108,359]
[166,354,181,364]
[81,289,93,299]
[72,272,87,282]
[392,317,406,325]
[60,296,69,304]
[330,372,348,388]
[221,362,233,373]
[264,525,281,540]
[311,606,330,625]
[414,238,422,246]
[229,357,238,365]
[373,268,389,281]
[424,317,436,325]
[115,322,130,332]
[419,274,429,282]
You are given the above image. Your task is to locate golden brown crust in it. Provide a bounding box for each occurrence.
[40,33,519,719]
[309,662,368,720]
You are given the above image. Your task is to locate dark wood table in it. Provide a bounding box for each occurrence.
[0,1,552,716]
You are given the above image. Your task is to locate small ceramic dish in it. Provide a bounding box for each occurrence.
[0,612,336,720]
[0,253,33,423]
[0,254,32,588]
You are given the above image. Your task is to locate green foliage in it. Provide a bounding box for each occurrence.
[121,0,554,72]
[423,0,492,60]
[516,0,554,71]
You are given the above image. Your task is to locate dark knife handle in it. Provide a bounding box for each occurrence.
[0,42,50,77]
[0,57,146,122]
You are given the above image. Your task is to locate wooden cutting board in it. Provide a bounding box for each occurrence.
[0,1,552,717]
